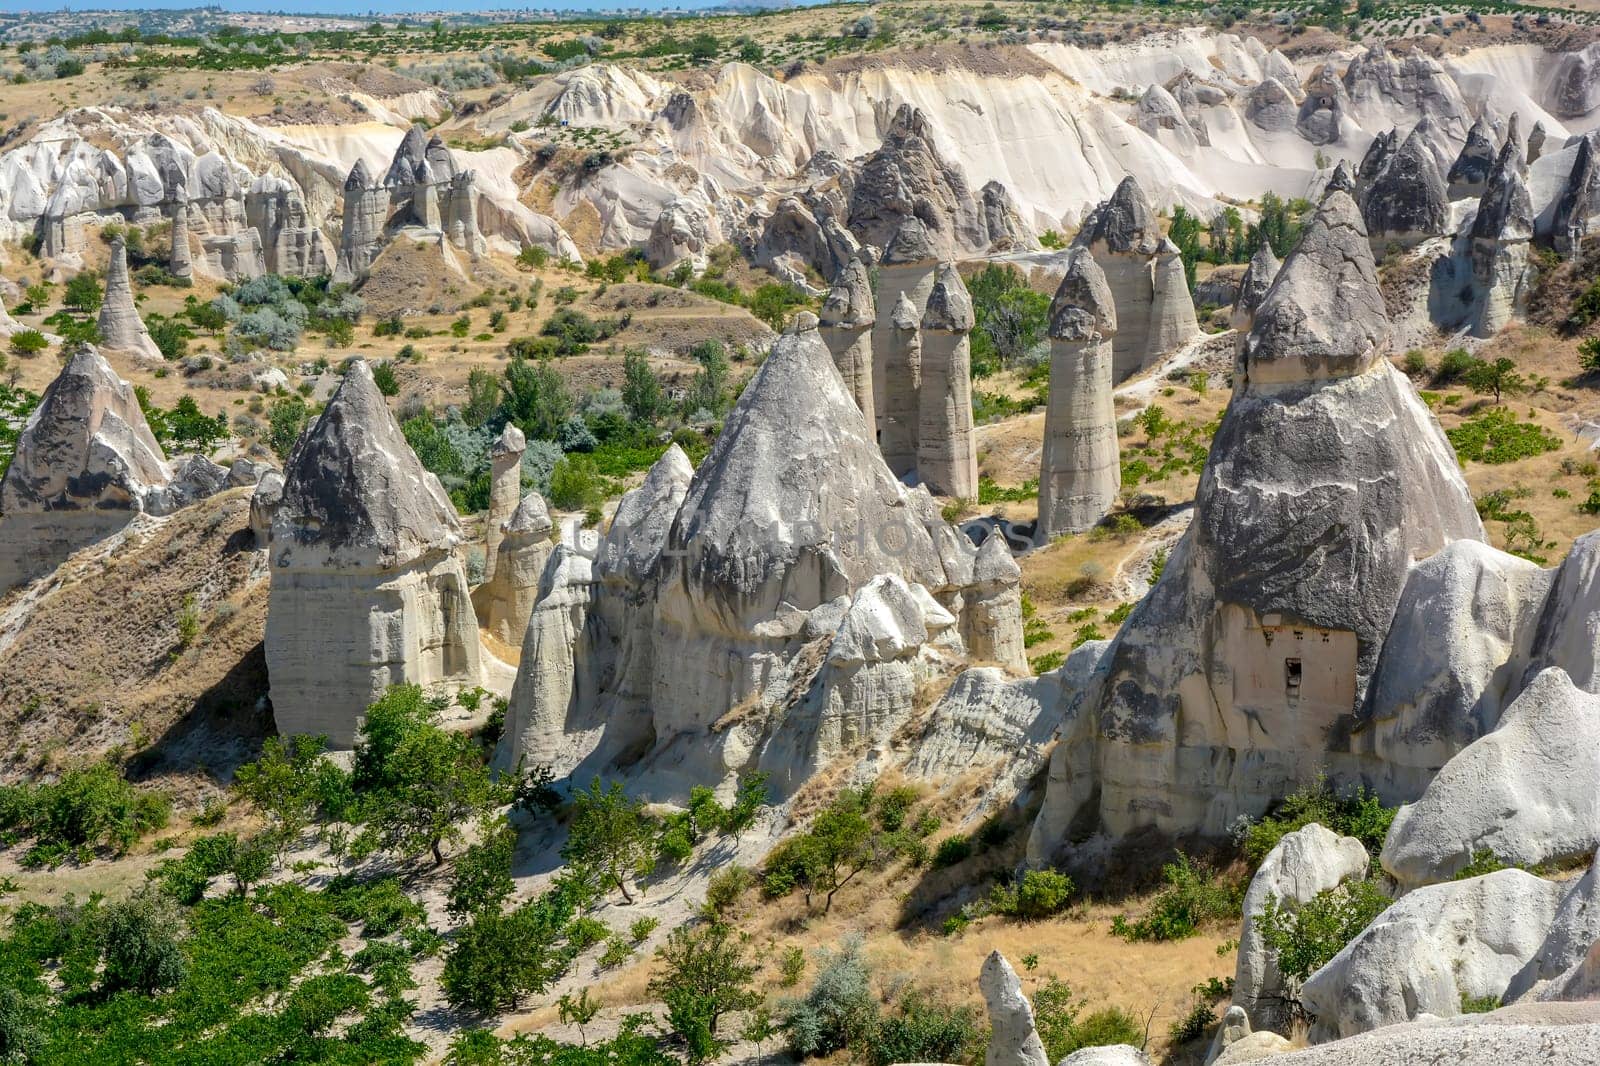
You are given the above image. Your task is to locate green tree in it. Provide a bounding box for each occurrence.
[685,340,731,416]
[8,330,48,358]
[649,922,760,1064]
[371,360,400,397]
[233,734,347,858]
[100,886,187,994]
[1255,879,1391,994]
[503,357,572,440]
[64,271,104,313]
[448,816,517,919]
[622,349,663,424]
[442,891,575,1013]
[558,988,601,1045]
[1167,206,1203,290]
[561,778,656,903]
[266,395,309,459]
[462,368,502,428]
[1464,356,1526,405]
[803,790,876,912]
[372,721,505,866]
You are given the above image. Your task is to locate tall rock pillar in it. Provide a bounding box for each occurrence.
[97,237,164,364]
[818,255,877,437]
[1037,248,1120,541]
[169,200,193,282]
[872,218,943,475]
[917,262,979,500]
[265,361,482,747]
[485,423,526,585]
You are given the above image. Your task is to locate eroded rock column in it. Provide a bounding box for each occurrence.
[917,262,978,500]
[1038,248,1120,541]
[485,424,526,585]
[818,255,877,438]
[169,200,193,282]
[97,237,163,364]
[872,218,942,475]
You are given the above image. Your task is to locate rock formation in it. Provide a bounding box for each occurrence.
[872,218,944,477]
[1528,121,1547,164]
[500,318,1023,799]
[1360,126,1449,250]
[1447,115,1498,196]
[1469,138,1533,337]
[1137,83,1201,154]
[473,492,554,647]
[916,264,979,500]
[1358,540,1549,792]
[1029,190,1482,847]
[0,345,172,591]
[96,237,163,364]
[264,360,481,747]
[1526,529,1600,691]
[250,469,284,547]
[1380,668,1600,889]
[1548,41,1600,120]
[484,424,526,585]
[332,159,389,285]
[1543,133,1599,257]
[1234,824,1370,1032]
[168,200,193,282]
[964,536,1027,671]
[818,255,876,437]
[645,197,711,273]
[1229,241,1280,335]
[980,952,1050,1066]
[245,175,334,278]
[1073,176,1198,382]
[1037,247,1119,540]
[1300,869,1564,1041]
[1296,65,1348,144]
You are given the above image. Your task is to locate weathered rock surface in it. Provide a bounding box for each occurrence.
[819,255,877,437]
[1245,1011,1600,1065]
[1548,41,1600,120]
[473,491,554,647]
[872,220,940,477]
[1361,126,1449,249]
[0,345,173,590]
[332,159,389,284]
[265,360,481,746]
[1526,529,1600,691]
[1057,1048,1150,1066]
[645,197,710,272]
[483,424,526,586]
[1508,852,1600,1002]
[96,237,163,364]
[1212,1030,1294,1065]
[1360,540,1550,790]
[1031,191,1483,845]
[1469,138,1534,337]
[1074,176,1197,381]
[1230,241,1280,335]
[1448,115,1499,196]
[1300,869,1564,1042]
[980,952,1050,1066]
[1037,247,1119,539]
[917,263,979,499]
[1234,824,1372,1033]
[168,199,193,281]
[1381,669,1600,888]
[501,319,1021,800]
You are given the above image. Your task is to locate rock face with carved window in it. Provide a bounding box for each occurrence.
[1030,187,1484,851]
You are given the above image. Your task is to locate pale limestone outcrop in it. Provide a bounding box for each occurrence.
[265,361,481,746]
[1469,139,1533,338]
[1528,121,1547,165]
[645,196,711,272]
[1037,247,1119,540]
[1073,176,1198,381]
[168,199,193,281]
[473,492,554,647]
[1030,191,1484,846]
[1211,1029,1293,1065]
[980,952,1050,1066]
[1359,540,1550,790]
[1300,869,1564,1042]
[1058,1048,1150,1066]
[1360,126,1449,250]
[483,424,526,585]
[1447,115,1498,197]
[818,255,876,437]
[1137,83,1201,155]
[0,345,173,591]
[500,319,1022,800]
[846,104,990,256]
[1525,529,1600,692]
[1380,669,1600,889]
[332,159,390,285]
[96,237,163,364]
[872,219,943,478]
[897,662,1060,803]
[1229,241,1280,335]
[250,469,284,547]
[245,174,334,278]
[917,263,979,500]
[446,171,488,257]
[1234,824,1372,1033]
[1509,852,1600,1002]
[963,536,1026,670]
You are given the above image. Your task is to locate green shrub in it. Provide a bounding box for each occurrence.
[7,761,171,866]
[1446,408,1561,465]
[1241,776,1397,866]
[1401,349,1429,376]
[1460,992,1501,1014]
[705,864,753,915]
[1110,854,1241,943]
[1254,878,1390,987]
[864,991,982,1066]
[781,938,878,1058]
[932,834,972,868]
[1032,977,1146,1061]
[1453,849,1511,880]
[1168,999,1215,1045]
